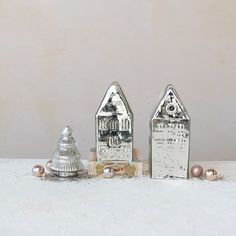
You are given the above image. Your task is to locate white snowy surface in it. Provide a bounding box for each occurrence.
[0,159,236,236]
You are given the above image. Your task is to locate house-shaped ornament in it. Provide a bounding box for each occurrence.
[96,82,133,162]
[150,84,190,179]
[87,82,142,178]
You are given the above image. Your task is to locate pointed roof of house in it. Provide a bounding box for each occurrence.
[152,84,190,121]
[96,82,133,117]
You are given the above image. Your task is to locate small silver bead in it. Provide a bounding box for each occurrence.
[205,169,218,181]
[32,164,45,177]
[46,160,52,171]
[103,167,114,178]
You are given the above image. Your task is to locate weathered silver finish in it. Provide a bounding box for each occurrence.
[96,82,133,161]
[150,84,190,179]
[50,126,84,177]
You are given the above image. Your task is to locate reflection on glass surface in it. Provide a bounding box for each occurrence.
[150,84,190,179]
[96,82,133,161]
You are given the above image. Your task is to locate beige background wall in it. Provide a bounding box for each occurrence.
[0,0,235,160]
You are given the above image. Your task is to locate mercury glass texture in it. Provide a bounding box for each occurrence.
[150,84,190,179]
[96,82,133,161]
[50,126,84,177]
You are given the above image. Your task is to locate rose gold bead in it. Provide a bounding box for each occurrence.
[32,164,45,178]
[205,169,218,181]
[191,165,204,178]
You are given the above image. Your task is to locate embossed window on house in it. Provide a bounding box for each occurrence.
[108,136,121,148]
[109,119,119,131]
[99,118,109,131]
[120,119,130,131]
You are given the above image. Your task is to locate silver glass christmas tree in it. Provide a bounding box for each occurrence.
[50,126,84,177]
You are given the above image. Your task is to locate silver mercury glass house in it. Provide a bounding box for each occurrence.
[96,82,133,162]
[150,84,190,179]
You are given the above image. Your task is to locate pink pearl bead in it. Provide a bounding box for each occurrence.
[191,165,204,178]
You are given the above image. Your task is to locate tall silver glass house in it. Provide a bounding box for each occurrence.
[150,84,190,179]
[96,82,133,162]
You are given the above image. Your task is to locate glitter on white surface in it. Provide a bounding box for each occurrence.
[0,159,236,236]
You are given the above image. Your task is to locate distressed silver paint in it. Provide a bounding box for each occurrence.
[150,84,190,179]
[96,82,133,161]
